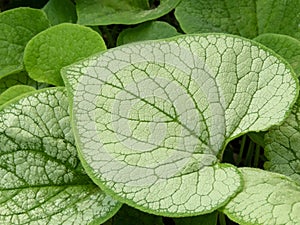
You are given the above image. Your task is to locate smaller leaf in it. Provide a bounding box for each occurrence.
[222,167,300,225]
[174,0,257,38]
[264,97,300,184]
[43,0,77,25]
[254,33,300,77]
[24,23,106,86]
[117,21,179,46]
[256,0,300,38]
[76,0,181,25]
[0,7,50,78]
[0,84,35,106]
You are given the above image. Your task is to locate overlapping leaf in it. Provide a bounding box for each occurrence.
[62,34,298,216]
[0,88,121,225]
[24,23,106,86]
[264,97,300,184]
[76,0,181,25]
[175,0,300,39]
[0,7,50,77]
[43,0,77,25]
[223,168,300,225]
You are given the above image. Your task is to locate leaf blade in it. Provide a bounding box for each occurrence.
[0,88,121,225]
[62,33,298,216]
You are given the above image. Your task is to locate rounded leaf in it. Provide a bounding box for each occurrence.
[0,7,50,78]
[24,23,106,86]
[62,34,298,216]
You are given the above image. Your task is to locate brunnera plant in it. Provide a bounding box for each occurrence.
[0,1,300,225]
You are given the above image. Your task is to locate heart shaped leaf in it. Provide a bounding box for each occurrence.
[62,34,298,216]
[0,88,121,225]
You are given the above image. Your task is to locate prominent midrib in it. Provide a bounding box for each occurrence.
[100,79,211,147]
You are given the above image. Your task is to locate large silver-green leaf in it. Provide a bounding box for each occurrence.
[76,0,181,25]
[0,88,121,224]
[0,7,50,78]
[223,168,300,225]
[62,34,298,216]
[175,0,300,39]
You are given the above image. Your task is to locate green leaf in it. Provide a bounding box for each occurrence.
[174,0,300,39]
[173,212,217,225]
[117,21,179,46]
[42,0,77,25]
[0,87,121,224]
[0,7,50,78]
[24,23,106,86]
[223,168,300,225]
[254,33,300,77]
[174,0,257,37]
[76,0,181,25]
[0,71,48,95]
[0,84,35,106]
[264,96,300,184]
[62,34,298,216]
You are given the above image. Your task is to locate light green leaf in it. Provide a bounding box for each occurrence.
[0,7,50,78]
[62,34,298,216]
[173,212,217,225]
[117,21,179,46]
[264,97,300,184]
[24,23,106,86]
[0,87,121,224]
[223,168,300,225]
[0,71,48,95]
[254,33,300,77]
[43,0,77,25]
[0,84,35,106]
[76,0,181,25]
[175,0,300,39]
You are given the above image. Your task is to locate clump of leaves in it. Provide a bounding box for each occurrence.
[1,1,300,225]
